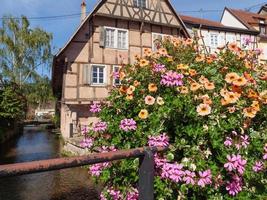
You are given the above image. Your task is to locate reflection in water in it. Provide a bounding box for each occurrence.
[0,125,98,200]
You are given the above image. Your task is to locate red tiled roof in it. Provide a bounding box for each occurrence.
[227,8,267,30]
[180,15,224,28]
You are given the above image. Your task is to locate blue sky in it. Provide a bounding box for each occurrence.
[0,0,266,76]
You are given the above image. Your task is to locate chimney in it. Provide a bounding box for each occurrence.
[81,0,87,23]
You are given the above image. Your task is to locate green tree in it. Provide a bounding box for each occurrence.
[0,15,52,86]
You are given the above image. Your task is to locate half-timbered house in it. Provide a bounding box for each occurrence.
[52,0,189,138]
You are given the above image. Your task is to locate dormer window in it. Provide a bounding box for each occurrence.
[259,19,266,35]
[133,0,147,8]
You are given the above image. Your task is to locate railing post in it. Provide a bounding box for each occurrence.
[69,123,73,138]
[138,148,155,200]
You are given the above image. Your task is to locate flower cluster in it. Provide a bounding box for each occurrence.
[224,131,250,149]
[93,121,107,132]
[119,118,137,132]
[80,138,94,148]
[224,154,247,175]
[153,64,166,72]
[226,175,243,196]
[148,133,169,147]
[90,103,101,113]
[160,71,183,87]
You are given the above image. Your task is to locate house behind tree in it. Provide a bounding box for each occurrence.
[52,0,189,138]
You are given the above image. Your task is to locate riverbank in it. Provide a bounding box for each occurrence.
[0,125,98,200]
[0,121,23,144]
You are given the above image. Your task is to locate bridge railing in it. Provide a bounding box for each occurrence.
[0,146,167,200]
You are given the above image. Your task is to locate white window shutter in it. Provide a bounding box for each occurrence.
[99,26,105,48]
[83,64,89,84]
[203,32,210,47]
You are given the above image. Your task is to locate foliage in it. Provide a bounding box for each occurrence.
[0,15,52,86]
[84,38,267,199]
[0,83,27,120]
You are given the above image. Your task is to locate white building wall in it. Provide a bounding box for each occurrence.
[221,10,248,29]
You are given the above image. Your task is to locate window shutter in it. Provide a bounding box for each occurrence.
[218,33,225,47]
[203,32,210,47]
[83,64,89,84]
[99,26,105,48]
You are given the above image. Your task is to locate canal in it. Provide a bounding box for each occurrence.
[0,125,98,200]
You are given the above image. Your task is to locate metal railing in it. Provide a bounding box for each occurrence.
[0,146,167,200]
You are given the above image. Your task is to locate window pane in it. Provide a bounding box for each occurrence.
[99,78,104,83]
[93,78,97,83]
[105,29,115,48]
[93,72,98,77]
[118,30,127,49]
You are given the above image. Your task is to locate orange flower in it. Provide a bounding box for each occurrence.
[260,90,267,104]
[243,107,257,118]
[225,72,239,84]
[206,56,213,64]
[220,88,229,97]
[203,97,213,105]
[189,69,197,77]
[138,109,148,119]
[126,94,134,100]
[148,83,158,92]
[247,89,258,99]
[204,82,215,90]
[237,51,246,59]
[119,71,126,80]
[199,76,209,84]
[190,82,202,92]
[233,76,247,87]
[228,43,239,52]
[158,48,168,56]
[228,106,236,113]
[231,85,242,93]
[185,38,193,45]
[156,97,164,105]
[251,101,260,111]
[179,86,189,94]
[221,98,229,106]
[245,61,252,69]
[195,54,205,62]
[144,48,152,57]
[196,103,211,116]
[133,80,141,87]
[224,92,240,104]
[119,85,128,94]
[177,64,189,70]
[139,59,149,67]
[127,85,136,95]
[145,95,155,105]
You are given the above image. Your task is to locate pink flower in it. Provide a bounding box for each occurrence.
[224,154,247,175]
[80,138,94,148]
[154,154,168,168]
[119,118,137,132]
[81,126,88,135]
[240,135,249,148]
[224,137,232,147]
[263,145,267,160]
[126,188,138,200]
[148,133,169,147]
[107,189,122,200]
[197,169,212,187]
[153,64,166,72]
[226,175,243,196]
[160,71,184,87]
[90,103,101,113]
[93,121,107,132]
[252,161,264,172]
[161,163,184,183]
[183,170,196,185]
[145,95,155,105]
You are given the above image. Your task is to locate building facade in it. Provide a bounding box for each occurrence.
[181,15,259,54]
[221,7,267,61]
[52,0,189,138]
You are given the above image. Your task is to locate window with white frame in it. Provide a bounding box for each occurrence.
[91,65,106,85]
[226,34,236,43]
[152,33,171,51]
[210,33,218,48]
[113,66,121,85]
[104,27,128,49]
[133,0,147,8]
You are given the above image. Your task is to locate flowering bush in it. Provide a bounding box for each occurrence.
[85,38,267,199]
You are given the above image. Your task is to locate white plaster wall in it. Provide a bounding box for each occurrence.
[221,10,248,29]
